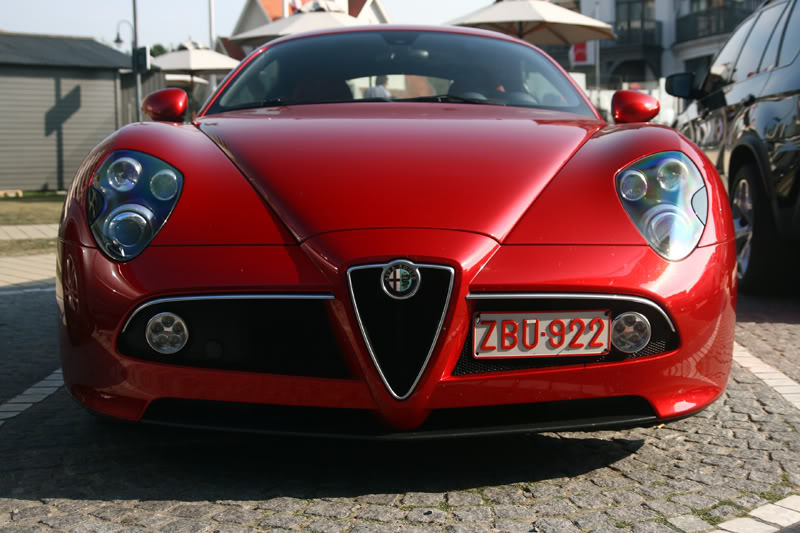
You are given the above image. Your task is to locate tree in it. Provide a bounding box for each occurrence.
[150,43,168,57]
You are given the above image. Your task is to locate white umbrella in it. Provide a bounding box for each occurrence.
[152,49,240,116]
[152,49,240,73]
[231,11,360,46]
[448,0,615,45]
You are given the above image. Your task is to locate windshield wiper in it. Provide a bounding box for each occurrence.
[396,95,504,106]
[223,98,294,111]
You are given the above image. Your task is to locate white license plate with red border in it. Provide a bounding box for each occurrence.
[473,310,611,358]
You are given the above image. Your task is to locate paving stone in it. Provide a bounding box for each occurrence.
[356,494,399,506]
[493,505,536,521]
[776,495,800,512]
[169,503,222,519]
[645,500,692,516]
[749,503,800,527]
[39,514,87,529]
[406,508,448,523]
[135,501,178,512]
[10,506,50,521]
[402,492,445,507]
[257,497,308,513]
[709,505,740,521]
[355,505,406,522]
[452,506,492,523]
[492,519,537,533]
[569,492,613,510]
[666,515,712,532]
[609,491,646,506]
[484,486,527,505]
[259,513,308,530]
[717,517,778,533]
[91,504,133,522]
[530,517,581,533]
[530,499,575,517]
[671,494,719,510]
[606,504,658,523]
[307,519,348,533]
[304,502,355,519]
[444,525,493,533]
[212,507,263,525]
[570,511,614,531]
[158,519,212,533]
[446,492,484,506]
[632,522,680,533]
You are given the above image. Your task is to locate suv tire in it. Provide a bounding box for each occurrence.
[730,164,779,293]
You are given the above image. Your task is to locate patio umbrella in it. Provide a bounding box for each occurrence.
[448,0,615,45]
[231,10,360,47]
[152,49,240,116]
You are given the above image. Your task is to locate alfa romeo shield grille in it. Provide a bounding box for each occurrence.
[348,262,454,400]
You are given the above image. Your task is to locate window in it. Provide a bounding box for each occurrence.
[702,16,754,92]
[778,2,800,66]
[732,3,787,82]
[208,31,595,116]
[758,2,790,72]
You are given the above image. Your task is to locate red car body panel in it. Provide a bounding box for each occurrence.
[199,105,604,242]
[57,25,737,437]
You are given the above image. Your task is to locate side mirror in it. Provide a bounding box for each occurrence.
[142,88,188,122]
[665,72,696,99]
[611,90,660,124]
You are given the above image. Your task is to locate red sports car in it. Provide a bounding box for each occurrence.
[57,26,737,439]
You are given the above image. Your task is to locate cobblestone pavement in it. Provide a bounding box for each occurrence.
[1,293,799,533]
[0,284,58,404]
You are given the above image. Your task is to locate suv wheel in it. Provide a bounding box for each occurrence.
[731,164,778,293]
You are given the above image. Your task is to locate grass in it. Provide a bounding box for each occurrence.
[0,238,58,257]
[0,192,65,225]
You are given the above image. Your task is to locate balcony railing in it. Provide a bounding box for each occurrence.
[601,19,663,48]
[675,3,758,44]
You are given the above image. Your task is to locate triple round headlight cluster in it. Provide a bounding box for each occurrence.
[88,151,183,262]
[616,151,707,261]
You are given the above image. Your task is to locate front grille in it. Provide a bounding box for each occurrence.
[118,297,352,378]
[349,263,454,399]
[453,296,679,376]
[142,396,658,439]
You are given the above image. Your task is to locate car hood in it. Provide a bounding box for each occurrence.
[198,103,604,242]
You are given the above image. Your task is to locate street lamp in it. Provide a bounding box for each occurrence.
[113,2,143,122]
[113,20,134,48]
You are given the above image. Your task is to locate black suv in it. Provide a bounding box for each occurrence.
[667,0,800,292]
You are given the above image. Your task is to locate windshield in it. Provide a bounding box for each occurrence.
[207,30,595,117]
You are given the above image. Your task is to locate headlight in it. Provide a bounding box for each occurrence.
[616,151,707,261]
[87,150,183,262]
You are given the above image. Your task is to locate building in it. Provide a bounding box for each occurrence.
[0,33,132,191]
[564,0,761,87]
[217,0,391,59]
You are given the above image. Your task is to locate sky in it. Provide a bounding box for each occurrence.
[0,0,492,51]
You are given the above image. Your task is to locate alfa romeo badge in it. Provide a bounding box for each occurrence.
[381,260,421,300]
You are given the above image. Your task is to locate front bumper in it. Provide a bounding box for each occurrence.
[58,232,736,437]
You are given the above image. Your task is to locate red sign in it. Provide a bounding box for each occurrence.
[573,42,587,62]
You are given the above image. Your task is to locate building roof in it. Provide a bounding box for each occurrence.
[0,33,131,69]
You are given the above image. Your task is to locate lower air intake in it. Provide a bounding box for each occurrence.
[348,262,454,399]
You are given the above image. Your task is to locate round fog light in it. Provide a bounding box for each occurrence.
[611,312,651,353]
[150,169,179,201]
[146,312,189,354]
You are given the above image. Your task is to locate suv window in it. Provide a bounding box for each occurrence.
[702,16,755,93]
[759,1,790,72]
[732,3,787,83]
[779,2,800,66]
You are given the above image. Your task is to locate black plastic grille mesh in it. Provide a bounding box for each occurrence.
[118,298,351,378]
[350,265,452,398]
[452,297,678,376]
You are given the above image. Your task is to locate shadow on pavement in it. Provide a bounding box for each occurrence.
[738,291,800,325]
[0,392,643,502]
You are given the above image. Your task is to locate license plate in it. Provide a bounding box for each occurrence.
[473,310,610,358]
